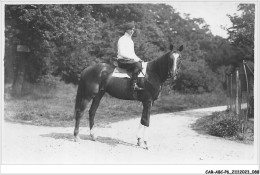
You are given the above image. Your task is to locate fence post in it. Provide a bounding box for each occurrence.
[243,60,249,121]
[235,68,239,116]
[226,74,230,110]
[235,68,241,119]
[230,73,234,114]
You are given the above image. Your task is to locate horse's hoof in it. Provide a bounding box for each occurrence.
[137,139,148,150]
[144,145,149,150]
[143,144,149,150]
[74,136,81,142]
[137,138,143,147]
[143,141,149,150]
[137,143,149,150]
[137,142,142,147]
[90,133,97,141]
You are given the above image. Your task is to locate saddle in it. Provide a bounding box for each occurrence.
[112,62,148,78]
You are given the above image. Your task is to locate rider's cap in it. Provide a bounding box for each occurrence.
[123,22,135,31]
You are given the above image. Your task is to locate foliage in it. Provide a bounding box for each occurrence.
[192,110,254,143]
[5,5,99,83]
[36,74,60,89]
[174,59,219,93]
[4,3,255,94]
[227,4,255,62]
[208,119,240,137]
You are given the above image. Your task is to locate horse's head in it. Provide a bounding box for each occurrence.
[168,45,183,80]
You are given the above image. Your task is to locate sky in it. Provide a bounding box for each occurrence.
[167,2,242,38]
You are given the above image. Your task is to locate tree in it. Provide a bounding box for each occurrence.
[5,5,99,91]
[227,4,255,61]
[5,4,241,94]
[5,5,54,95]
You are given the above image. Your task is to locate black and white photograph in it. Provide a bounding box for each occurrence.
[1,0,259,174]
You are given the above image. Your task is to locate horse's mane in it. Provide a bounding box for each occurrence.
[148,51,172,82]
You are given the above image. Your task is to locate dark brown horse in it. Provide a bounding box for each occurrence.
[73,45,183,149]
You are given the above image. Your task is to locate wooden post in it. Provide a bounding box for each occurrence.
[230,73,234,113]
[235,68,240,118]
[226,74,230,110]
[243,60,249,121]
[238,76,242,119]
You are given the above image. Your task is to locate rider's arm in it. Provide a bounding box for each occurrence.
[118,37,141,62]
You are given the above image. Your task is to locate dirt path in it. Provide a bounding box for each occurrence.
[2,106,255,164]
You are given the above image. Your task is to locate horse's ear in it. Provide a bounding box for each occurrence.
[178,45,183,52]
[170,44,174,51]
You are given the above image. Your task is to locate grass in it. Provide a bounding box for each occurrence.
[4,81,228,127]
[191,110,254,144]
[152,91,227,113]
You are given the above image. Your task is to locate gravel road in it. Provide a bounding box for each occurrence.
[2,106,255,164]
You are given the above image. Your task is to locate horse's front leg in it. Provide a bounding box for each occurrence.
[137,101,152,149]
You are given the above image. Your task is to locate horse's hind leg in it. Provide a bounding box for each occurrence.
[89,90,105,141]
[73,93,92,142]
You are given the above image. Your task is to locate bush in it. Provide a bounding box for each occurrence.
[174,60,221,93]
[10,75,61,99]
[208,119,240,137]
[192,110,254,143]
[36,74,61,89]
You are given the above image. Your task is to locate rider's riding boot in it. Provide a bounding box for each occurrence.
[131,72,143,91]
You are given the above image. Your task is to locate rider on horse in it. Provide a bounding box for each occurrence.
[117,21,144,91]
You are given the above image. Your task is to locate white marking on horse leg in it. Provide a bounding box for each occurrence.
[142,126,149,149]
[136,124,150,149]
[136,123,144,140]
[90,127,97,141]
[143,126,149,141]
[74,135,81,142]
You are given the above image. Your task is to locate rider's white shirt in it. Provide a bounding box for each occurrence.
[117,32,141,62]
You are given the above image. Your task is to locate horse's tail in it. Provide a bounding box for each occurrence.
[74,78,88,119]
[73,74,90,137]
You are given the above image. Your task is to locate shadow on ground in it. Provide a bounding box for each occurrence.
[40,132,137,148]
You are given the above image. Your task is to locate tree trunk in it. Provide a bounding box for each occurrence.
[12,53,27,96]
